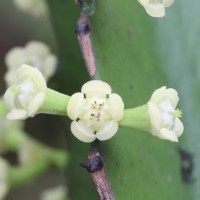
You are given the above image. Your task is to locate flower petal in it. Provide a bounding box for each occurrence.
[162,0,174,7]
[4,87,16,108]
[107,93,124,121]
[138,0,149,7]
[173,117,184,137]
[81,80,112,97]
[166,88,179,107]
[7,109,27,120]
[67,93,85,120]
[96,120,118,141]
[17,64,47,91]
[159,128,178,142]
[4,70,18,87]
[43,55,57,78]
[150,86,167,103]
[5,47,26,69]
[148,102,161,130]
[145,3,165,18]
[71,121,96,143]
[28,92,45,117]
[26,41,49,56]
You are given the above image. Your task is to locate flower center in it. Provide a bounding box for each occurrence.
[80,96,111,131]
[16,79,37,109]
[158,100,176,129]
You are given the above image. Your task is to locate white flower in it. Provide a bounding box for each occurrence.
[147,86,183,142]
[5,41,57,86]
[67,80,124,143]
[4,64,47,120]
[13,0,49,18]
[138,0,174,17]
[0,158,9,200]
[40,185,68,200]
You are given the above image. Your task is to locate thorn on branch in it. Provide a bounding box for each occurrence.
[81,149,115,200]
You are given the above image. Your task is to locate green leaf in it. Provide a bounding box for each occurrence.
[48,0,198,199]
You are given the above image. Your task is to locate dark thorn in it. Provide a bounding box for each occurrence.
[75,14,91,36]
[84,93,86,98]
[80,150,104,173]
[76,118,80,122]
[106,94,109,99]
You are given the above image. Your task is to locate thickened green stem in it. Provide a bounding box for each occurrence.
[119,105,151,131]
[39,88,70,116]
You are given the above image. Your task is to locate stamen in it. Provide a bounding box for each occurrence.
[172,109,182,118]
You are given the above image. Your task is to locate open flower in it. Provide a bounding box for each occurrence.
[4,64,47,120]
[67,80,124,143]
[13,0,49,18]
[147,86,183,142]
[5,41,57,86]
[138,0,174,17]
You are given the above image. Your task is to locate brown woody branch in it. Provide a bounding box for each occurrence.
[81,149,115,200]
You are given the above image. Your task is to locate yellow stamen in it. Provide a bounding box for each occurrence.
[172,108,182,118]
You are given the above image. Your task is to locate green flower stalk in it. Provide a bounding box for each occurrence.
[39,88,70,116]
[119,105,150,131]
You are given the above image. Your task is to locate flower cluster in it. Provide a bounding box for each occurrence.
[67,80,124,143]
[4,64,47,120]
[3,63,184,143]
[13,0,49,18]
[138,0,174,17]
[147,86,183,142]
[5,41,57,87]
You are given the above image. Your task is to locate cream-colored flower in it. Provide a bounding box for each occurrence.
[5,41,57,86]
[40,185,68,200]
[13,0,49,18]
[67,80,124,143]
[147,86,183,142]
[138,0,174,17]
[0,158,9,200]
[4,64,47,120]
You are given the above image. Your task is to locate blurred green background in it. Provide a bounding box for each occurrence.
[0,0,200,200]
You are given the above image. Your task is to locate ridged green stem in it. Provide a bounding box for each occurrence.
[39,88,70,116]
[119,105,151,131]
